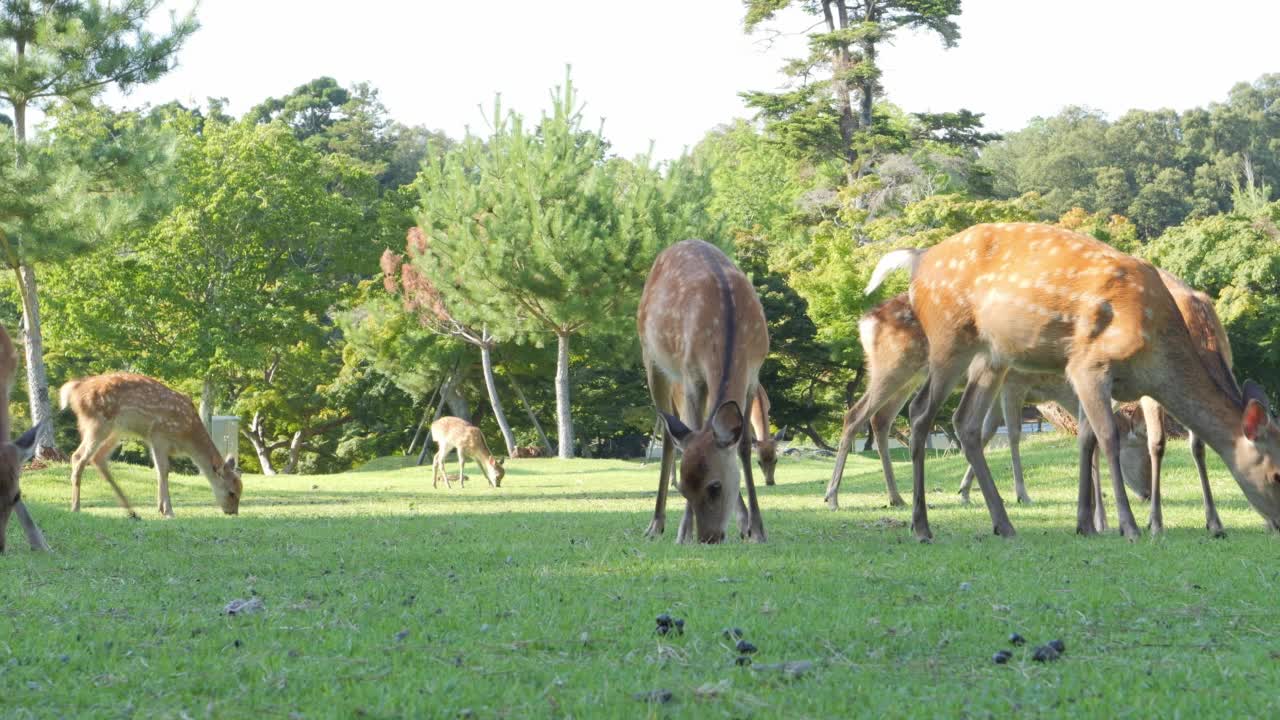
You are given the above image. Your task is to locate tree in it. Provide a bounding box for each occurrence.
[742,0,963,179]
[380,228,519,455]
[0,0,196,456]
[45,117,373,473]
[411,72,695,458]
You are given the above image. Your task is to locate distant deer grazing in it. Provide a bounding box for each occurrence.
[0,324,47,553]
[638,239,769,544]
[750,386,785,486]
[430,416,504,489]
[866,222,1280,540]
[61,373,243,518]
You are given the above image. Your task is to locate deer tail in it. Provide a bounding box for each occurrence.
[60,379,82,411]
[865,248,925,296]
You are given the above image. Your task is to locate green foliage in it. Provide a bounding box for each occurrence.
[981,76,1280,238]
[1143,203,1280,389]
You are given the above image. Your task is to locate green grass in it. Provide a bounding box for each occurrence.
[4,434,1280,718]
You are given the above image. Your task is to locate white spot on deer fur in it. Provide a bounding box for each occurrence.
[1144,308,1154,319]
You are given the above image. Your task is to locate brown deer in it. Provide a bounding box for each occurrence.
[430,416,504,489]
[61,374,243,518]
[750,386,785,486]
[639,239,769,544]
[865,222,1280,540]
[0,324,48,553]
[670,384,784,487]
[825,294,1121,526]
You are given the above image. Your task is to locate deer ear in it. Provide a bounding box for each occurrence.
[660,412,693,447]
[774,425,787,442]
[222,457,238,474]
[13,421,43,463]
[1244,398,1270,442]
[710,401,744,449]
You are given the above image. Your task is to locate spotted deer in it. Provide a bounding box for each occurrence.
[825,294,1123,527]
[61,373,243,518]
[639,239,769,544]
[749,386,785,486]
[0,324,47,553]
[430,416,504,489]
[866,222,1278,540]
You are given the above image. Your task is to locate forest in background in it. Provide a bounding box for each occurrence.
[3,1,1279,473]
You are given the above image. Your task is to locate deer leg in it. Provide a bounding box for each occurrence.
[908,354,971,543]
[1139,397,1166,534]
[958,399,1002,504]
[645,365,677,539]
[1003,387,1031,504]
[1076,415,1100,535]
[431,444,445,488]
[647,429,676,539]
[1190,432,1225,537]
[69,434,102,512]
[826,394,869,511]
[1091,436,1108,533]
[89,434,137,520]
[872,390,910,508]
[1070,369,1140,540]
[151,444,174,518]
[738,386,767,543]
[14,501,49,552]
[953,355,1015,538]
[457,447,466,489]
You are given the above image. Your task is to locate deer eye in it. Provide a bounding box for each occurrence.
[1271,473,1280,485]
[707,481,722,500]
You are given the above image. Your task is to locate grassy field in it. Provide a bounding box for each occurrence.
[3,434,1280,718]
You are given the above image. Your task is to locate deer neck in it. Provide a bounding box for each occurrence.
[186,427,225,479]
[1147,361,1243,471]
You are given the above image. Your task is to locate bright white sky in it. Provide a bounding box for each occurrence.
[106,0,1280,160]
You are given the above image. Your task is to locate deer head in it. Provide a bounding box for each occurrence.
[485,456,505,488]
[753,426,785,486]
[1227,381,1280,531]
[212,457,243,515]
[0,424,45,553]
[662,401,745,544]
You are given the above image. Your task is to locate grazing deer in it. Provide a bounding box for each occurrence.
[825,294,1125,524]
[0,324,48,553]
[866,222,1280,541]
[639,239,769,544]
[61,374,243,518]
[430,416,504,489]
[670,384,783,487]
[750,386,785,486]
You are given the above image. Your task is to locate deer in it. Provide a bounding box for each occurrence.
[430,416,504,489]
[0,323,48,553]
[639,239,769,544]
[750,386,785,486]
[864,222,1280,541]
[60,373,243,518]
[824,294,1125,529]
[668,384,784,487]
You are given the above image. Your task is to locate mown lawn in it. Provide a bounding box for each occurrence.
[3,434,1279,718]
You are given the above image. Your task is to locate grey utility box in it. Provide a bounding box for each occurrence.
[210,415,241,465]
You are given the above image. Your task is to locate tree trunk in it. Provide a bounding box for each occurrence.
[479,342,517,455]
[801,422,835,452]
[418,380,453,466]
[555,331,574,459]
[243,412,278,475]
[823,0,858,182]
[200,376,214,432]
[509,374,553,455]
[406,401,433,456]
[284,430,305,474]
[16,263,57,458]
